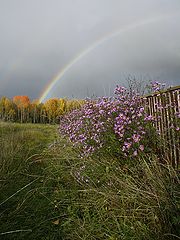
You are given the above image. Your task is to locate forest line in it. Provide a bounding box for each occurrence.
[0,96,84,124]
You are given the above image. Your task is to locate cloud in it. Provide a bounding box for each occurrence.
[0,0,180,99]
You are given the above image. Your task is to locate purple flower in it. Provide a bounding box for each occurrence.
[139,145,144,151]
[59,84,156,158]
[133,150,138,156]
[132,134,141,143]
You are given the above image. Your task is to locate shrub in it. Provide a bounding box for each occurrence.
[59,85,156,158]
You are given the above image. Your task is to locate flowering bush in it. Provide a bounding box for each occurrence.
[59,85,157,158]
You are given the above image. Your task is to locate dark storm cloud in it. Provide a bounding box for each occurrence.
[0,0,180,100]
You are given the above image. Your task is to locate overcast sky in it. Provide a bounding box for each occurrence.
[0,0,180,100]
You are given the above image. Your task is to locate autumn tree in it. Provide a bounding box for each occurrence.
[0,95,84,124]
[0,96,6,120]
[0,97,16,121]
[44,98,59,123]
[66,99,84,112]
[30,99,41,123]
[13,96,30,123]
[56,98,67,116]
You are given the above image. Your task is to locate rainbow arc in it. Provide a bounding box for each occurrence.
[39,15,171,103]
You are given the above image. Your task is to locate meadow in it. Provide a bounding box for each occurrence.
[0,83,179,239]
[0,120,179,240]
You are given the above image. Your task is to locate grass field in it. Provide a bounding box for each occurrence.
[0,122,179,240]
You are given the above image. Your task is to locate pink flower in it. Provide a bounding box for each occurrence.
[124,142,132,149]
[132,134,141,143]
[139,145,144,151]
[133,150,138,156]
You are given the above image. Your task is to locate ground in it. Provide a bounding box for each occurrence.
[0,122,179,240]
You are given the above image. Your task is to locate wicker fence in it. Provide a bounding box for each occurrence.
[143,86,180,169]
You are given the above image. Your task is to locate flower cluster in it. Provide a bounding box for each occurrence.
[59,85,155,158]
[150,81,166,92]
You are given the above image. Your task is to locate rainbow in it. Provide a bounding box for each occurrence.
[39,15,170,102]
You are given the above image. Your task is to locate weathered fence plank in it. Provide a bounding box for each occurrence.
[144,86,180,169]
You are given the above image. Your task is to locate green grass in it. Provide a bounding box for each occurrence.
[0,122,179,239]
[0,122,59,239]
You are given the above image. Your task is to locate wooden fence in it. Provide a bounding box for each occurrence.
[143,86,180,169]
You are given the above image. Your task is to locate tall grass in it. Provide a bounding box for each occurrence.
[0,122,179,239]
[45,142,180,240]
[0,122,59,239]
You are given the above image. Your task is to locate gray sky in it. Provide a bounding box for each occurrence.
[0,0,180,100]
